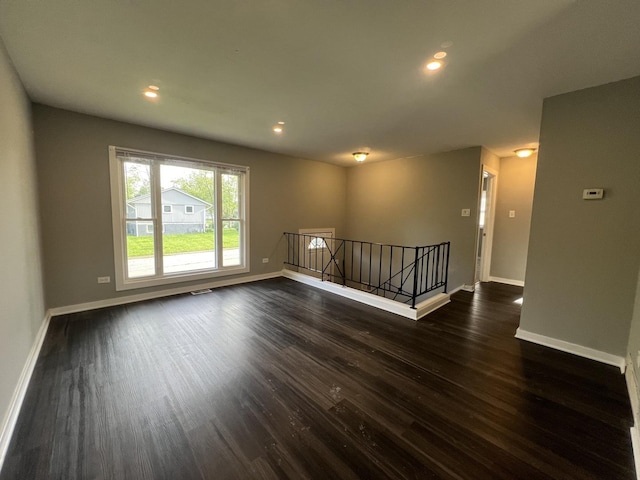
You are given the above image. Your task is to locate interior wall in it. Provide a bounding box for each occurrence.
[520,76,640,357]
[345,147,482,291]
[0,40,45,436]
[490,154,537,282]
[480,148,500,172]
[33,105,347,309]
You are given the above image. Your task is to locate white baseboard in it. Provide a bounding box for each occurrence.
[415,294,450,319]
[449,284,474,294]
[282,269,449,321]
[489,276,525,287]
[515,328,626,372]
[626,356,639,421]
[625,357,640,479]
[49,271,282,316]
[0,313,51,471]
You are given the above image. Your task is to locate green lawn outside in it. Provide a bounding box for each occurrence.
[127,230,239,257]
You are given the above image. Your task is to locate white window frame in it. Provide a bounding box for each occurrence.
[185,205,195,214]
[308,237,328,249]
[163,204,173,214]
[109,146,250,291]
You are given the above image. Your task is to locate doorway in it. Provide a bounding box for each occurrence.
[475,167,498,283]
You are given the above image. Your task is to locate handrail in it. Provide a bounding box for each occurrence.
[283,232,450,308]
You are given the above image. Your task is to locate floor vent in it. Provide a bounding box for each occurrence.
[190,289,212,295]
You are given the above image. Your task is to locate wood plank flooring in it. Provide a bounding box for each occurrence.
[1,279,635,479]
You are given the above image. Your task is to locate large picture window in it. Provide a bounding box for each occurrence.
[109,146,249,290]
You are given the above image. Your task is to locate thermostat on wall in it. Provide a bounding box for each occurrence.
[582,188,604,200]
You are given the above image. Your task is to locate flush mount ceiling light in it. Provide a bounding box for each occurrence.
[352,152,369,162]
[273,125,283,133]
[433,51,447,59]
[514,148,536,158]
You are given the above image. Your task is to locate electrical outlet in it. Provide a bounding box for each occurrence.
[461,209,470,217]
[262,258,269,264]
[97,276,111,284]
[509,210,516,218]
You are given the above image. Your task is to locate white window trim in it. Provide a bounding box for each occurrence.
[185,205,195,214]
[109,146,250,291]
[307,237,328,249]
[163,204,173,213]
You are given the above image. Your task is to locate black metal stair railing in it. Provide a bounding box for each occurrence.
[283,232,450,308]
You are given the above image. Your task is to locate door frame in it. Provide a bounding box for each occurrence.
[477,166,498,283]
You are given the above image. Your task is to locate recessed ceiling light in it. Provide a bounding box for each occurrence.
[273,125,283,133]
[440,41,454,48]
[352,152,369,162]
[433,51,447,59]
[425,61,442,71]
[277,121,285,125]
[514,148,536,157]
[143,85,159,99]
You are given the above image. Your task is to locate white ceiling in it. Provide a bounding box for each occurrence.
[1,0,639,166]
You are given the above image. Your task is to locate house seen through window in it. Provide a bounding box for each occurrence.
[109,146,249,290]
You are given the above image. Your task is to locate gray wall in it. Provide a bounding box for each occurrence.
[480,148,500,172]
[490,154,537,282]
[345,147,482,291]
[0,41,45,435]
[33,105,347,308]
[520,76,640,357]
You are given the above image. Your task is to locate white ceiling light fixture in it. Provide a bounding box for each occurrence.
[433,51,447,59]
[353,152,369,162]
[273,125,283,133]
[514,148,536,158]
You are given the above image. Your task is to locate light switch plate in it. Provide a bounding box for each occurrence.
[509,210,516,218]
[461,209,470,217]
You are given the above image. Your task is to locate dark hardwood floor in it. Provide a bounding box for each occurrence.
[1,279,635,479]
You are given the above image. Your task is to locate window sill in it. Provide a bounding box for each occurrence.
[115,265,250,291]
